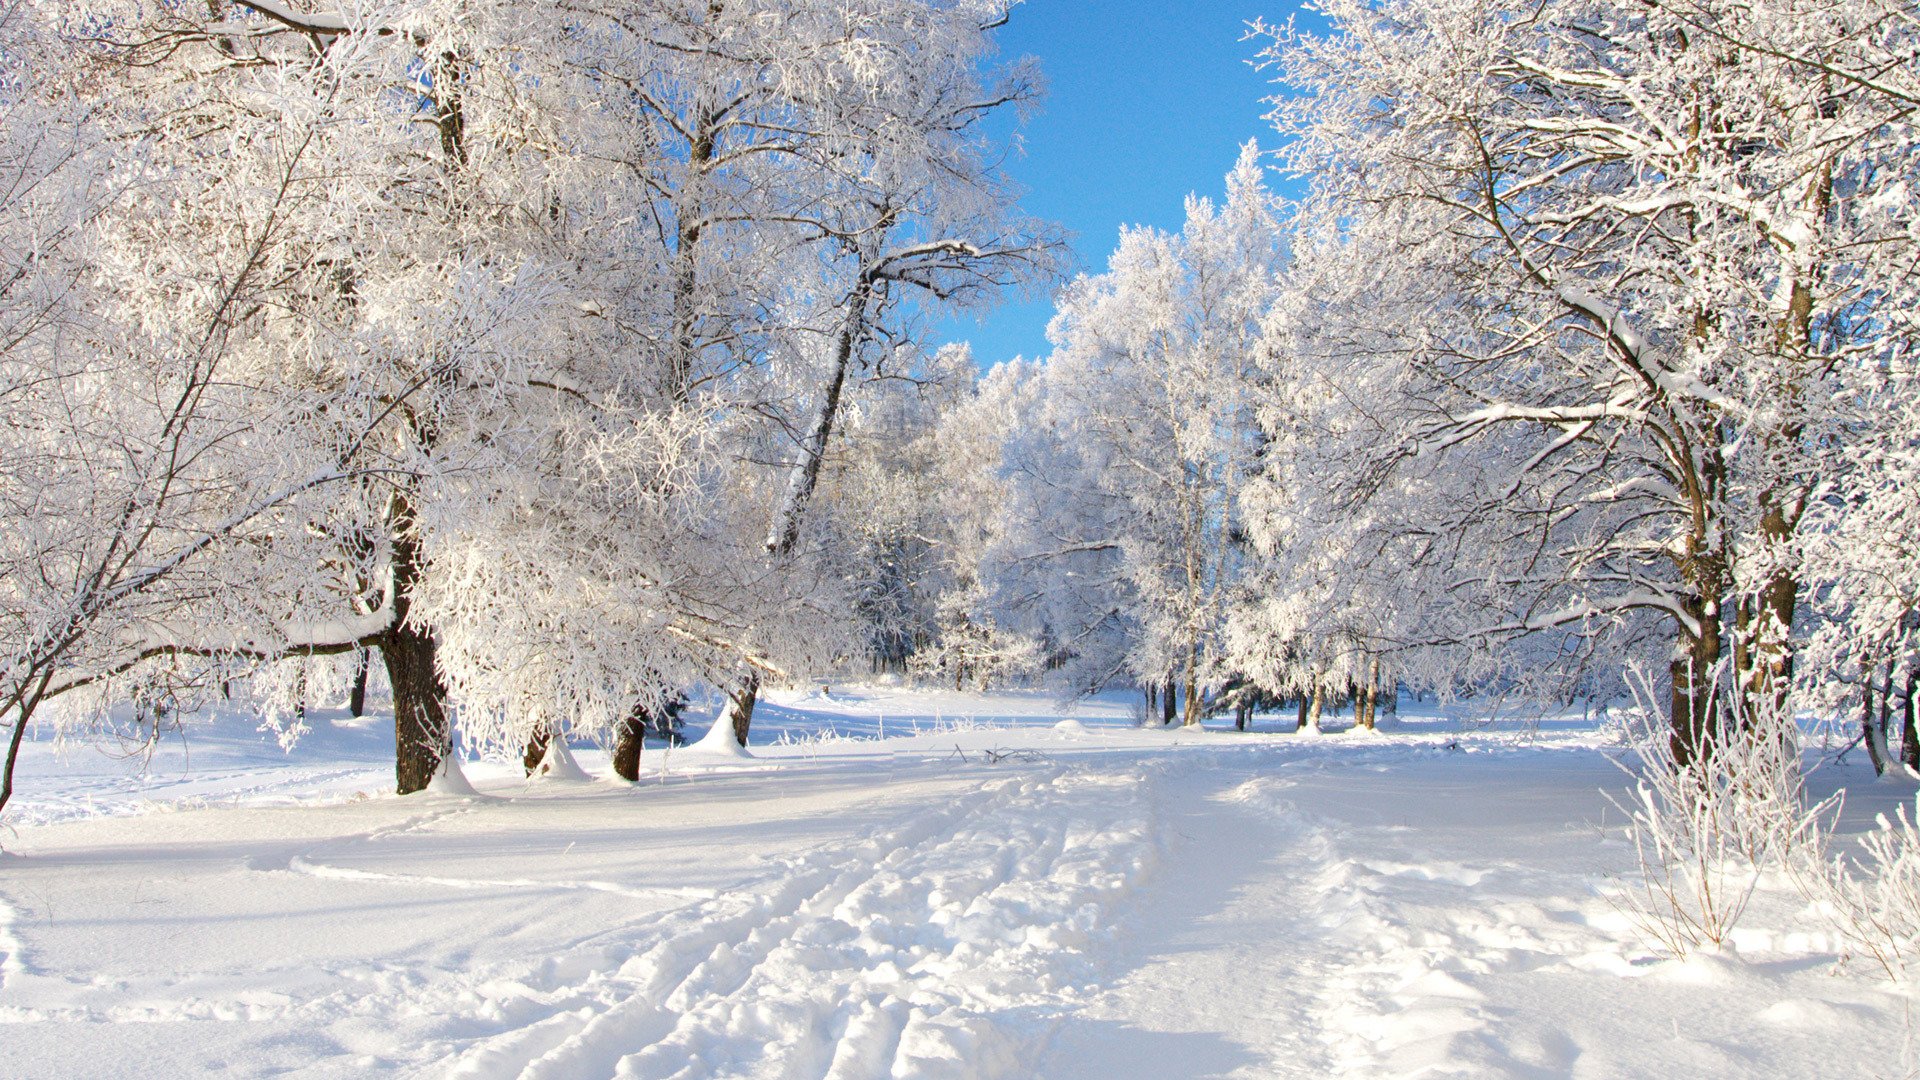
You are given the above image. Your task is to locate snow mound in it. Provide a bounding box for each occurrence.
[426,755,479,797]
[529,739,593,783]
[1053,719,1090,738]
[683,713,755,759]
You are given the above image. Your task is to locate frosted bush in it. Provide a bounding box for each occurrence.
[1611,669,1838,956]
[1801,801,1920,981]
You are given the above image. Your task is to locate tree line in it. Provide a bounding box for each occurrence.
[908,0,1919,770]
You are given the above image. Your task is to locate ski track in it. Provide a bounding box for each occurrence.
[1224,771,1621,1078]
[414,765,1163,1080]
[4,762,1171,1073]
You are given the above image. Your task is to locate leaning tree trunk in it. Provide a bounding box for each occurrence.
[0,666,55,820]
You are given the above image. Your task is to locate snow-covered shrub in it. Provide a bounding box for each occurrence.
[1611,668,1838,956]
[1801,801,1920,980]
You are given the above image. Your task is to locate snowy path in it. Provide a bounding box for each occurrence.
[3,690,1918,1077]
[449,767,1161,1080]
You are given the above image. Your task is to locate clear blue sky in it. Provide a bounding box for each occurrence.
[932,1,1320,368]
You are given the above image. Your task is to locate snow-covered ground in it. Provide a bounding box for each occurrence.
[1,687,1914,1078]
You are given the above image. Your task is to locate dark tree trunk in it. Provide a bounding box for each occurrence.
[612,708,646,781]
[1903,665,1920,773]
[1295,693,1308,732]
[729,674,760,747]
[523,724,552,776]
[1669,592,1723,770]
[1359,658,1379,730]
[348,650,369,717]
[767,276,876,556]
[0,667,55,820]
[1863,656,1887,777]
[382,621,450,795]
[1879,660,1897,750]
[1161,678,1176,726]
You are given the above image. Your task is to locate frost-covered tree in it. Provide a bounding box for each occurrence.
[1254,0,1920,759]
[0,0,477,808]
[970,147,1280,721]
[3,0,1058,797]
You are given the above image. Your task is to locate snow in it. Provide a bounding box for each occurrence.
[428,754,482,797]
[0,687,1914,1078]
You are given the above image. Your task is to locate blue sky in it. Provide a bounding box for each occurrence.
[932,1,1318,368]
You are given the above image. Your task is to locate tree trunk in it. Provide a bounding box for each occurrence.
[348,649,369,717]
[1295,693,1308,732]
[379,506,452,795]
[1738,519,1800,727]
[0,667,55,820]
[382,620,450,795]
[523,724,552,776]
[729,674,760,747]
[1879,660,1897,748]
[1180,632,1203,727]
[1308,677,1325,731]
[1161,677,1176,726]
[767,276,877,556]
[612,707,646,781]
[1902,664,1919,773]
[1669,591,1723,770]
[666,98,719,406]
[1862,657,1887,776]
[1360,658,1380,730]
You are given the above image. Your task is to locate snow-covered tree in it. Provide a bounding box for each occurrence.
[1254,0,1920,758]
[0,0,466,808]
[970,147,1280,720]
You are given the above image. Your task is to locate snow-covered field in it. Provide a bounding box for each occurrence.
[1,687,1914,1078]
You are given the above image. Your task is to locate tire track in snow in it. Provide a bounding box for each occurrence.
[435,765,1164,1080]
